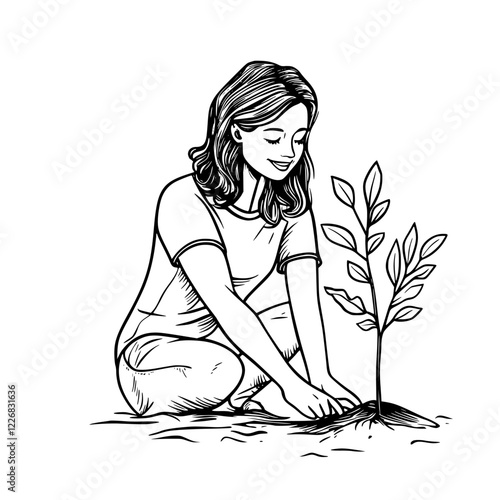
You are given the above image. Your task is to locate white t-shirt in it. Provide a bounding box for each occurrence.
[115,174,321,358]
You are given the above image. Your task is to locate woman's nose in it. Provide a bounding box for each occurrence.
[280,139,295,158]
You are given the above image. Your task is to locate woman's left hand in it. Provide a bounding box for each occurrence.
[312,374,361,411]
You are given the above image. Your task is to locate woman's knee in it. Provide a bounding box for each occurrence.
[117,337,244,416]
[257,302,299,359]
[193,339,244,391]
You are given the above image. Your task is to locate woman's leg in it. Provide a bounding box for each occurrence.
[207,302,306,408]
[116,334,244,416]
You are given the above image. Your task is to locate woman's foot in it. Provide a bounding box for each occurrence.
[213,400,238,413]
[213,397,267,413]
[242,399,266,412]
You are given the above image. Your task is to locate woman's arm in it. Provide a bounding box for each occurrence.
[285,258,331,382]
[286,257,361,406]
[178,245,342,418]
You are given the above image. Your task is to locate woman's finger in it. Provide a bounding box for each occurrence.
[338,397,355,410]
[317,403,329,418]
[327,397,343,415]
[352,393,362,405]
[307,406,320,420]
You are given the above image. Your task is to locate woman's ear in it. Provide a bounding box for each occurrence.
[231,124,243,143]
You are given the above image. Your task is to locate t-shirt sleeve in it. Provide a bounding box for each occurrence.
[156,177,225,266]
[276,208,322,274]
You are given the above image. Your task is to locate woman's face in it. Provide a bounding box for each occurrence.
[232,103,309,181]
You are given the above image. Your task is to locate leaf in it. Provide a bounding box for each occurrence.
[322,224,357,251]
[386,240,401,285]
[347,261,370,283]
[367,232,385,254]
[420,234,448,259]
[406,264,435,283]
[403,223,418,265]
[324,287,366,315]
[370,200,390,225]
[331,177,355,208]
[393,284,423,306]
[363,161,382,208]
[392,306,422,322]
[357,319,378,332]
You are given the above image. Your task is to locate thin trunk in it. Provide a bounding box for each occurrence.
[375,332,382,416]
[356,206,384,416]
[363,218,383,416]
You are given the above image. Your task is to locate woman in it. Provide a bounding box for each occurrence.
[115,61,360,419]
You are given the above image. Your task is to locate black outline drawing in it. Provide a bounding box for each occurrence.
[94,61,450,451]
[322,161,448,429]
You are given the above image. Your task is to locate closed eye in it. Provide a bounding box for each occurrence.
[264,137,281,145]
[294,137,306,145]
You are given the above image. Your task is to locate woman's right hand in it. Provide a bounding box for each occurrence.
[281,378,344,419]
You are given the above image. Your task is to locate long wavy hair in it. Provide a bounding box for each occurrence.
[189,61,318,226]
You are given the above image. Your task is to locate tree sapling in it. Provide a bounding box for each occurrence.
[322,161,447,429]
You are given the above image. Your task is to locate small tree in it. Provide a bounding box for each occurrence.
[322,161,447,427]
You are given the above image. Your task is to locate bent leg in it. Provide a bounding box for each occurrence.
[217,302,306,407]
[117,334,243,416]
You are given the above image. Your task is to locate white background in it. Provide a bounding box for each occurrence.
[1,0,500,499]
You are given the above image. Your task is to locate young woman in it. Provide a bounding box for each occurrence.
[115,61,360,419]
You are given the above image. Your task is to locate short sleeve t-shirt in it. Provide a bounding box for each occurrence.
[115,174,321,358]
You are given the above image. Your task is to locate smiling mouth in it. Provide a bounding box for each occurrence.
[268,159,293,171]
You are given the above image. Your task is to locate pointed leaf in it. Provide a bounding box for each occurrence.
[370,200,390,225]
[347,261,370,283]
[331,177,355,208]
[357,319,377,332]
[324,287,366,315]
[367,232,385,254]
[386,240,401,285]
[392,306,422,322]
[322,224,357,251]
[363,161,382,208]
[420,234,447,259]
[393,284,423,306]
[403,223,418,265]
[406,264,435,283]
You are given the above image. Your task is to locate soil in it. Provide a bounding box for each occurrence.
[93,400,450,455]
